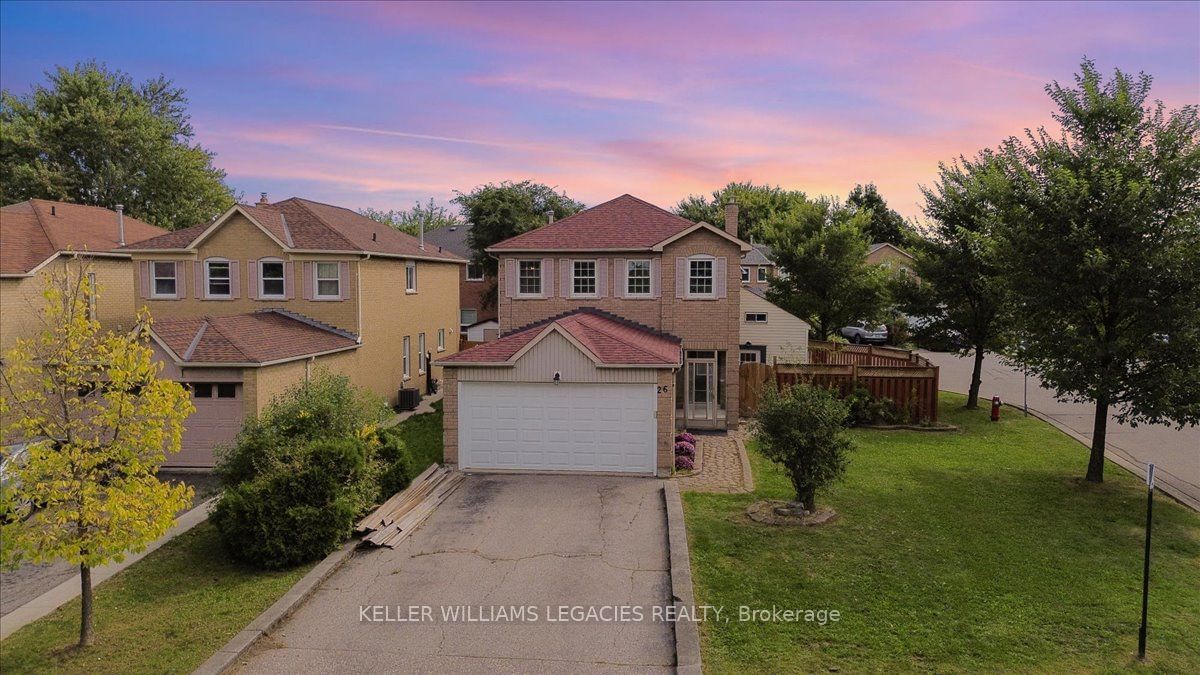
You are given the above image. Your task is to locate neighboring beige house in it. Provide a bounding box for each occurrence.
[121,195,464,467]
[740,242,776,289]
[423,223,496,334]
[1,200,166,353]
[867,242,915,272]
[739,286,810,365]
[437,194,750,477]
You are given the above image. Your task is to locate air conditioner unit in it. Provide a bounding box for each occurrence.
[397,388,421,411]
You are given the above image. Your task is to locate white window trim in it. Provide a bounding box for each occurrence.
[466,263,485,282]
[205,258,232,299]
[313,261,340,300]
[402,336,411,380]
[259,258,287,299]
[739,350,762,364]
[741,266,750,283]
[86,271,98,319]
[151,261,178,299]
[437,328,446,352]
[687,255,716,299]
[758,267,768,282]
[418,333,426,374]
[625,259,652,297]
[570,259,599,299]
[516,260,543,298]
[745,312,768,324]
[406,260,418,294]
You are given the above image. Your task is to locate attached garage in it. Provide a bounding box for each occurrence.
[177,381,244,466]
[438,309,682,477]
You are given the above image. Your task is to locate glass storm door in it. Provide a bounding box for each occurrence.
[687,359,716,421]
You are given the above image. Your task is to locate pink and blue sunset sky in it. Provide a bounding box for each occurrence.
[2,1,1197,220]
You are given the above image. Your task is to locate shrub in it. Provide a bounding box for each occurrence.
[211,437,373,569]
[675,432,696,445]
[752,383,853,511]
[675,455,694,471]
[674,441,696,459]
[376,427,414,498]
[845,385,901,427]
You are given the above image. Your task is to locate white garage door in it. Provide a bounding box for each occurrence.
[459,381,657,474]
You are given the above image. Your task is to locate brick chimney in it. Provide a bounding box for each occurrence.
[258,192,269,205]
[724,200,739,238]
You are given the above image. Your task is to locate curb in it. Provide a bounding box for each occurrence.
[663,481,702,675]
[192,538,360,675]
[0,496,216,640]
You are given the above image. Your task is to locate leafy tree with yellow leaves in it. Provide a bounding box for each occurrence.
[0,260,194,647]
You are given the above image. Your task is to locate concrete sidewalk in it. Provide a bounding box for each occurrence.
[923,350,1199,511]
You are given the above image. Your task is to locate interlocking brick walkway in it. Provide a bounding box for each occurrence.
[676,428,754,493]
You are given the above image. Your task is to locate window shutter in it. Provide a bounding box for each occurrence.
[248,260,259,300]
[651,258,661,298]
[540,258,553,299]
[560,258,570,297]
[505,258,516,297]
[285,262,295,299]
[676,257,687,298]
[229,261,241,298]
[301,262,312,300]
[194,261,203,299]
[716,257,727,298]
[614,258,626,298]
[174,261,186,300]
[139,261,150,298]
[339,261,350,300]
[597,259,608,298]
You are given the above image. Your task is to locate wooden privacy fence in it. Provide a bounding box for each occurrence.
[808,340,933,368]
[740,357,940,423]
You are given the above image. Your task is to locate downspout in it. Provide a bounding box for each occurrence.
[357,254,369,338]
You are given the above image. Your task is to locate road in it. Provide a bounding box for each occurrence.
[923,350,1200,511]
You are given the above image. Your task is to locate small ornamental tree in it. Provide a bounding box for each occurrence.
[752,383,852,512]
[0,261,194,647]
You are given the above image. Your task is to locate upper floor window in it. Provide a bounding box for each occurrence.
[86,271,98,319]
[745,312,767,323]
[418,333,426,373]
[206,259,231,298]
[758,267,768,283]
[314,262,339,299]
[466,263,485,281]
[152,262,177,298]
[518,260,541,295]
[406,261,418,293]
[572,260,596,296]
[437,327,446,351]
[626,260,651,296]
[260,259,286,298]
[741,266,750,283]
[689,258,714,297]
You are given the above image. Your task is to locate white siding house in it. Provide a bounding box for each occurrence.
[739,287,810,364]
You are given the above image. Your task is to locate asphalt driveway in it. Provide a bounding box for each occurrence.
[238,474,675,673]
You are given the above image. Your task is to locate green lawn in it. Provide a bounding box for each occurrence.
[0,523,312,674]
[684,393,1200,673]
[396,399,444,469]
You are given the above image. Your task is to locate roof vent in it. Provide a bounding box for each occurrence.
[50,205,56,216]
[545,210,555,225]
[258,192,269,205]
[372,232,377,242]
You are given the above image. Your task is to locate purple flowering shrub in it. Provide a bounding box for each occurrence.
[675,454,695,471]
[674,441,696,458]
[675,432,696,445]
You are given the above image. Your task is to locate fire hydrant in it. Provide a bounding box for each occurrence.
[991,395,1002,422]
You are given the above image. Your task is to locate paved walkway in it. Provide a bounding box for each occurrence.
[676,431,753,493]
[923,350,1199,510]
[237,475,674,673]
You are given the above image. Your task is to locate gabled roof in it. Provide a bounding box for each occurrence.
[487,194,749,253]
[438,308,681,368]
[122,198,464,263]
[741,243,775,266]
[1,200,167,276]
[151,309,360,366]
[869,242,914,259]
[423,222,474,260]
[742,286,811,327]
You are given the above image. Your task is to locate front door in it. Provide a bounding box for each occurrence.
[686,357,716,422]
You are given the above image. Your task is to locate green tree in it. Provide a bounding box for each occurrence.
[997,59,1200,482]
[906,150,1012,408]
[846,183,912,246]
[0,61,235,230]
[763,198,890,340]
[675,181,810,243]
[359,197,461,237]
[0,261,194,647]
[752,382,852,512]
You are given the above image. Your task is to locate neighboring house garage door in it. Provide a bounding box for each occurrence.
[459,381,656,474]
[174,382,244,468]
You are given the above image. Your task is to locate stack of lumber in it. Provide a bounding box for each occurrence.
[355,464,464,548]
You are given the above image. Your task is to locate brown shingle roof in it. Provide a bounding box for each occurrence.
[122,198,463,262]
[1,200,167,275]
[439,308,681,366]
[487,194,701,251]
[152,309,359,365]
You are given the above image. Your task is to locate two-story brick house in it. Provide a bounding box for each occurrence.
[122,195,463,466]
[423,222,498,339]
[437,194,749,476]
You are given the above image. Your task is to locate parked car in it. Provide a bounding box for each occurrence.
[1,438,45,523]
[839,321,889,344]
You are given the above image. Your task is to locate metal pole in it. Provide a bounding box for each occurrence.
[1138,464,1155,661]
[1023,366,1029,416]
